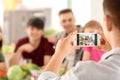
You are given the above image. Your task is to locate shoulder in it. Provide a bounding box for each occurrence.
[41,37,50,45]
[41,36,48,42]
[56,31,66,36]
[14,37,29,52]
[16,37,29,46]
[55,31,66,40]
[41,36,54,47]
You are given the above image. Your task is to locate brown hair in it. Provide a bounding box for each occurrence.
[103,0,120,30]
[59,9,73,15]
[83,20,103,32]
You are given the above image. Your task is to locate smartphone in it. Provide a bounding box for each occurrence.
[73,33,101,47]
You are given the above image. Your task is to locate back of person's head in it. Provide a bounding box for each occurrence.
[27,17,44,29]
[103,0,120,30]
[59,8,74,15]
[83,20,103,32]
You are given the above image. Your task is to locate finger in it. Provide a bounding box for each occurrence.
[96,31,104,37]
[58,37,65,42]
[66,31,77,42]
[57,39,64,44]
[73,45,81,50]
[96,31,108,41]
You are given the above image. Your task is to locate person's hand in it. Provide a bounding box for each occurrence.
[18,43,35,53]
[94,31,111,52]
[55,32,80,57]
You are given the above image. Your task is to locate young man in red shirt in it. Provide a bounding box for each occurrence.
[10,17,54,67]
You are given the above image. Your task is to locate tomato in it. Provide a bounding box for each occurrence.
[0,71,7,77]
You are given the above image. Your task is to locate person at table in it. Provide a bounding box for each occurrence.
[0,27,7,71]
[10,17,54,67]
[47,9,83,68]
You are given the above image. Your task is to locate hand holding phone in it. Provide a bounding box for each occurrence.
[72,32,111,52]
[93,31,111,51]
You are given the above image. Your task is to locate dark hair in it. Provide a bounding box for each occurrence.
[59,9,73,15]
[0,40,2,49]
[103,0,120,30]
[27,17,44,29]
[0,27,2,49]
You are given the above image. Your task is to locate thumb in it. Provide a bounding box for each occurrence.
[66,31,77,42]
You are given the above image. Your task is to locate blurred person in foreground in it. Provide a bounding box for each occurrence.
[38,0,120,80]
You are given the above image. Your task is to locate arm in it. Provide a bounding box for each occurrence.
[44,52,65,74]
[10,43,35,66]
[43,32,79,74]
[38,32,114,80]
[10,48,23,66]
[82,51,91,61]
[39,58,120,80]
[43,55,51,67]
[43,38,55,67]
[0,51,7,71]
[47,32,63,45]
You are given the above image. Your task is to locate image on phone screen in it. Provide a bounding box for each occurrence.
[73,33,99,46]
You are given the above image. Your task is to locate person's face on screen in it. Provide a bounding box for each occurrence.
[59,12,76,33]
[26,26,43,41]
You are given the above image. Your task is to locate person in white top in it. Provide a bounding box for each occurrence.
[38,0,120,80]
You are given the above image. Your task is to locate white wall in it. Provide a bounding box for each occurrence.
[72,0,91,26]
[23,0,67,31]
[0,0,3,28]
[0,0,104,30]
[91,0,104,25]
[23,0,92,29]
[72,0,104,27]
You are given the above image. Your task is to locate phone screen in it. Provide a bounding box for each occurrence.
[73,33,99,46]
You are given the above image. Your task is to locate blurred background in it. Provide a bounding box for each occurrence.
[0,0,103,44]
[0,0,103,64]
[0,0,105,80]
